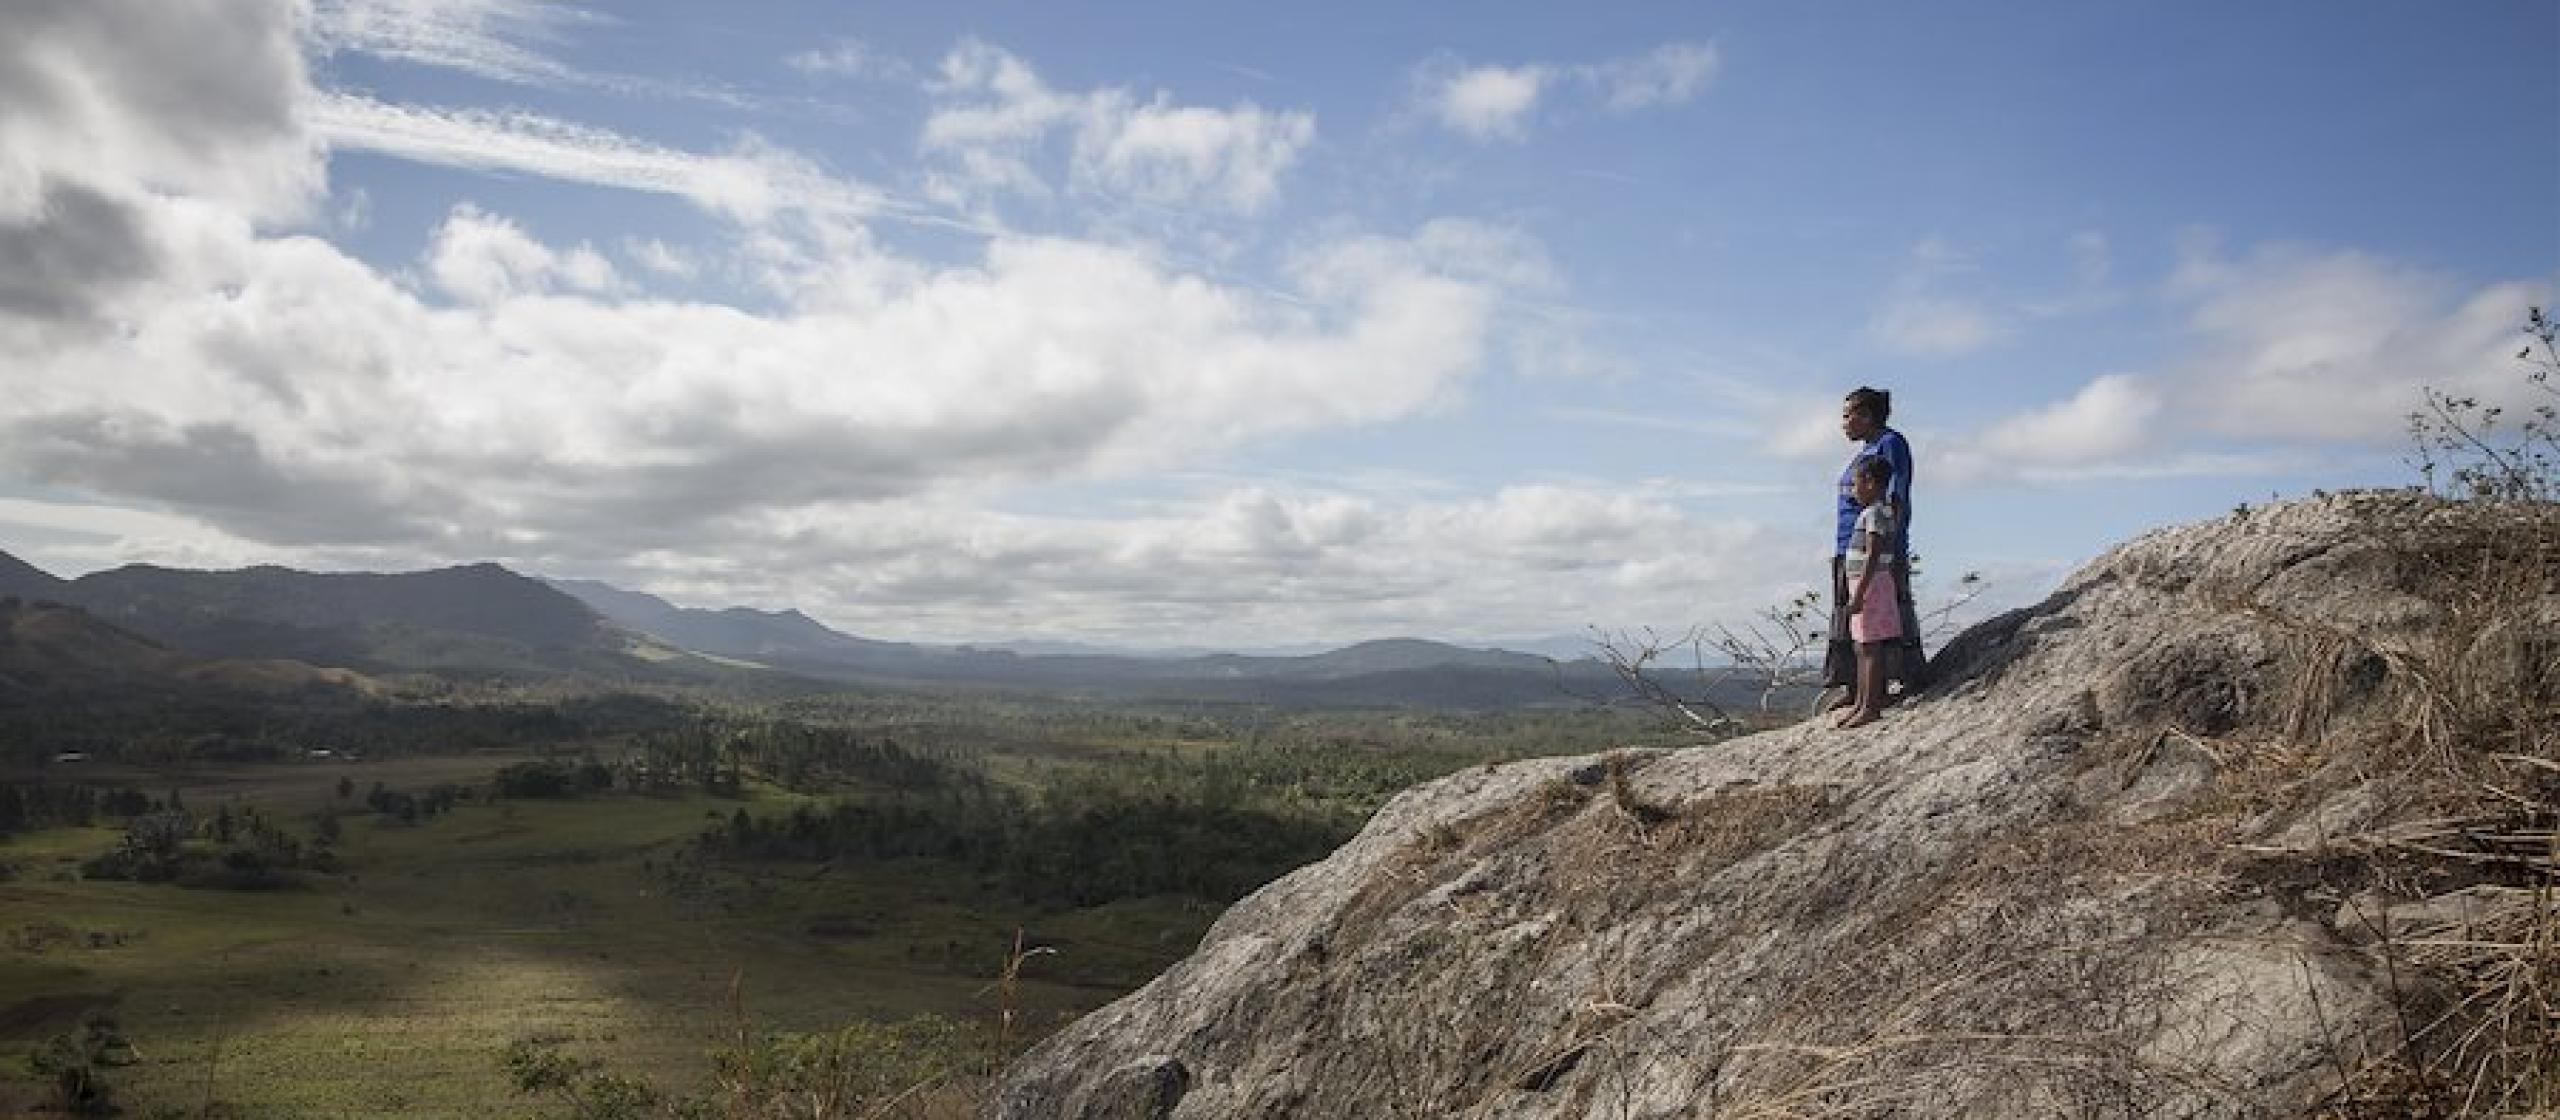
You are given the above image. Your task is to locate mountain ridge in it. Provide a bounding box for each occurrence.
[0,550,638,677]
[547,574,1622,706]
[0,548,1691,709]
[0,596,375,698]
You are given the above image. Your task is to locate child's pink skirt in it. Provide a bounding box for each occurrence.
[1850,570,1903,643]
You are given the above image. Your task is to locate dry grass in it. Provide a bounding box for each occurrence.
[2276,499,2560,1117]
[1691,496,2556,1119]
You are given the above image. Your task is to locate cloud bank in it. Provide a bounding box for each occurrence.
[5,0,1802,646]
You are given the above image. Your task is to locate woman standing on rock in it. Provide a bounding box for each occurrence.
[1825,387,1926,709]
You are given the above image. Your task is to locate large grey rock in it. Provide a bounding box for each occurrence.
[999,492,2536,1119]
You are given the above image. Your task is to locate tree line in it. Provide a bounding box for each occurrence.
[693,762,1350,909]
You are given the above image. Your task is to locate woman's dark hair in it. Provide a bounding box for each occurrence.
[1845,386,1892,425]
[1856,454,1895,487]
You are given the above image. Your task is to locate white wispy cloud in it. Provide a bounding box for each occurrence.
[1412,41,1719,142]
[1586,41,1720,111]
[1867,237,2012,358]
[1547,407,1756,439]
[304,93,878,223]
[1869,296,2008,357]
[785,37,909,81]
[1429,64,1550,140]
[308,0,596,87]
[309,0,753,107]
[2169,240,2547,444]
[1925,239,2547,486]
[921,40,1316,216]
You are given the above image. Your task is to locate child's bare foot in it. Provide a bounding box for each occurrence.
[1837,709,1878,729]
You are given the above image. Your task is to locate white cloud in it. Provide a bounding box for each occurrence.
[2168,242,2547,444]
[785,37,906,81]
[425,205,618,303]
[0,0,321,224]
[308,0,593,88]
[1923,239,2548,487]
[1868,296,2007,357]
[1412,41,1718,141]
[0,6,1818,646]
[0,497,296,576]
[1977,373,2161,461]
[309,0,748,107]
[3,195,1527,553]
[1767,402,1852,461]
[1428,64,1549,141]
[622,237,695,279]
[0,7,1537,582]
[1547,408,1754,440]
[305,93,877,225]
[1084,97,1315,214]
[1867,237,2011,357]
[581,482,1801,646]
[921,40,1314,216]
[1587,42,1720,111]
[2,476,1813,648]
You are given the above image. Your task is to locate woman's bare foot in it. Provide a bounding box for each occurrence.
[1837,709,1878,729]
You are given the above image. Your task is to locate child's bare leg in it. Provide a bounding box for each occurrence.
[1833,641,1867,727]
[1840,641,1883,728]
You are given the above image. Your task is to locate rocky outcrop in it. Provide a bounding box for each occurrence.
[999,493,2557,1118]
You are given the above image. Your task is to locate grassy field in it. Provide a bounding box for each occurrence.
[0,755,1207,1117]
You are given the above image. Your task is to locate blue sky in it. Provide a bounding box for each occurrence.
[0,0,2552,651]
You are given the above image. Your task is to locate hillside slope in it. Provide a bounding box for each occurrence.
[998,492,2559,1118]
[19,557,643,677]
[0,598,373,696]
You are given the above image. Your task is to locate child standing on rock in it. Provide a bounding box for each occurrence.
[1836,456,1902,729]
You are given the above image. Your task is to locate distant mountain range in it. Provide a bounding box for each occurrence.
[2,552,650,679]
[0,596,374,700]
[544,577,1618,704]
[0,548,1704,710]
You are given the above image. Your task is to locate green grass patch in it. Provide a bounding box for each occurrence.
[0,778,1187,1117]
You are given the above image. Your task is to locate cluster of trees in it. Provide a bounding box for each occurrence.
[0,690,692,766]
[81,800,337,889]
[669,706,1664,910]
[697,767,1347,909]
[622,718,962,796]
[489,758,614,799]
[353,777,473,822]
[0,782,157,836]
